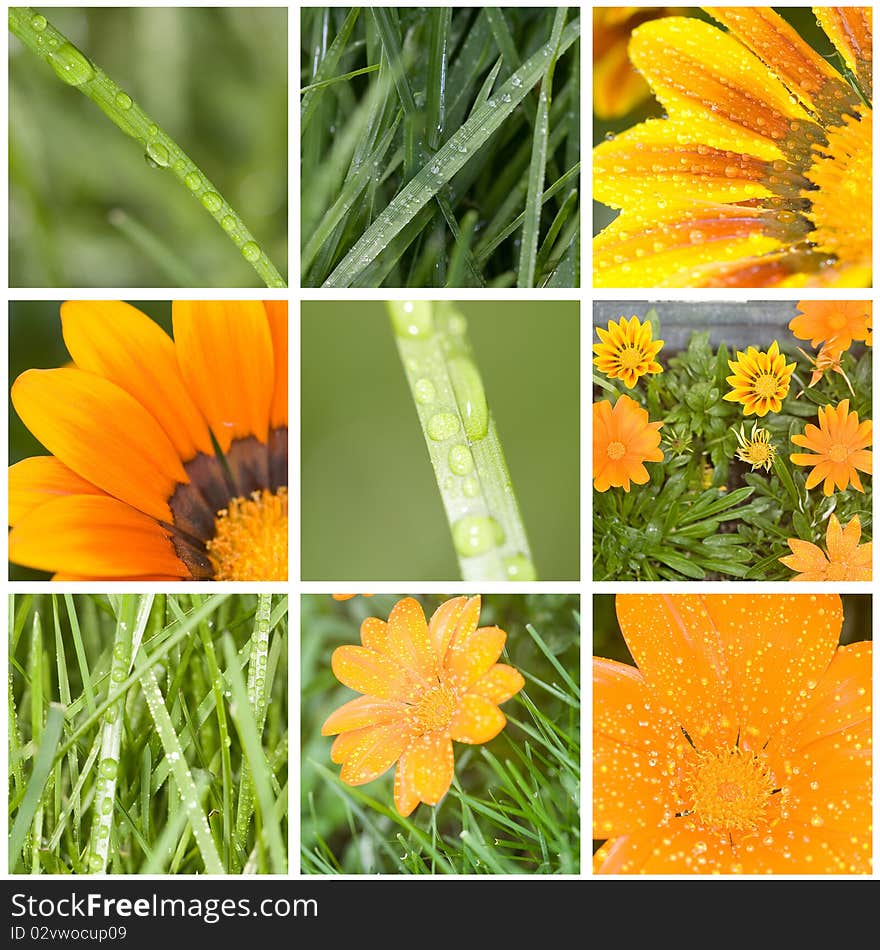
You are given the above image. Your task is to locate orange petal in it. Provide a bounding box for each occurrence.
[397,733,454,808]
[60,300,214,460]
[615,593,843,749]
[469,663,525,704]
[427,595,468,662]
[338,721,410,786]
[172,301,274,451]
[384,597,436,680]
[11,367,186,522]
[8,456,105,527]
[593,657,679,839]
[321,694,408,736]
[444,626,506,690]
[448,694,506,744]
[393,760,421,817]
[814,6,872,101]
[330,645,421,702]
[444,594,482,654]
[264,301,288,428]
[360,616,388,652]
[8,495,189,578]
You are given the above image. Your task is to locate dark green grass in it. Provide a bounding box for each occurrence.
[301,593,580,874]
[301,7,580,287]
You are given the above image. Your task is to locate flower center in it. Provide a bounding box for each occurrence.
[825,562,848,582]
[805,109,872,272]
[206,488,288,581]
[411,684,458,733]
[828,444,850,463]
[745,442,771,463]
[607,440,626,460]
[618,346,644,370]
[752,374,779,398]
[684,746,777,833]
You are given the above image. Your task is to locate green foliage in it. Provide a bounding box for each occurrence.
[300,594,580,874]
[593,313,873,581]
[301,7,580,287]
[8,594,288,874]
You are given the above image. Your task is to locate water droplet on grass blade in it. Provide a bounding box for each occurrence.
[414,378,436,404]
[452,515,504,557]
[185,171,201,191]
[145,141,170,167]
[221,214,237,233]
[427,412,460,441]
[504,554,537,581]
[201,191,222,213]
[448,357,488,441]
[241,241,261,262]
[448,444,474,475]
[115,91,132,110]
[388,300,434,338]
[49,43,95,86]
[31,14,47,31]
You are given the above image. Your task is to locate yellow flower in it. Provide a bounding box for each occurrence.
[593,7,873,287]
[790,399,873,495]
[593,7,683,119]
[322,596,524,817]
[780,513,872,581]
[9,301,288,580]
[723,340,796,416]
[734,422,776,471]
[592,314,664,389]
[594,593,872,874]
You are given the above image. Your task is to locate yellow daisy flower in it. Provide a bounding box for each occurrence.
[734,422,776,471]
[592,314,664,389]
[593,7,873,287]
[723,340,796,416]
[8,301,288,581]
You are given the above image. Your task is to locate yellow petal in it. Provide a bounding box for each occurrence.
[11,368,186,522]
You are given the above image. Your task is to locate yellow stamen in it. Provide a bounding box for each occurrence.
[607,440,626,460]
[410,684,458,733]
[207,487,288,581]
[685,746,778,834]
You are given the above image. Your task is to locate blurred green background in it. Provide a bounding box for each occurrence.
[592,6,848,238]
[301,592,580,873]
[9,7,287,287]
[300,300,580,580]
[8,300,174,580]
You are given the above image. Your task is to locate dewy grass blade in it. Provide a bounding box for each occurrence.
[387,300,536,581]
[8,7,286,288]
[517,7,567,288]
[300,7,362,135]
[9,703,65,872]
[325,16,580,287]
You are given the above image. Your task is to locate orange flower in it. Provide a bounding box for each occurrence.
[780,513,872,581]
[593,394,664,492]
[593,7,683,119]
[593,8,872,287]
[8,301,288,580]
[594,593,872,874]
[332,594,374,601]
[789,300,872,353]
[797,343,854,395]
[790,399,873,495]
[592,315,664,389]
[322,595,524,816]
[722,340,796,416]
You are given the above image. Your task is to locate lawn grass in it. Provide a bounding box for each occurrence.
[8,593,288,874]
[301,7,580,288]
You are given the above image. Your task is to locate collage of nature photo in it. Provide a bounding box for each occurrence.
[0,0,876,915]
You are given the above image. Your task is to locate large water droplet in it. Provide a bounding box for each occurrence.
[504,554,536,581]
[115,90,132,110]
[426,412,460,441]
[413,378,436,404]
[452,515,504,557]
[221,214,238,233]
[448,357,488,441]
[48,43,95,86]
[241,241,261,262]
[448,444,474,476]
[201,191,222,213]
[388,300,434,338]
[184,171,201,191]
[145,141,170,167]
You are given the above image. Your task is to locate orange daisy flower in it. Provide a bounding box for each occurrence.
[789,300,872,353]
[780,513,872,582]
[593,7,683,119]
[790,399,872,495]
[594,593,872,874]
[593,7,873,287]
[322,595,524,817]
[722,340,796,416]
[332,594,374,601]
[592,314,664,389]
[8,301,288,580]
[593,394,664,492]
